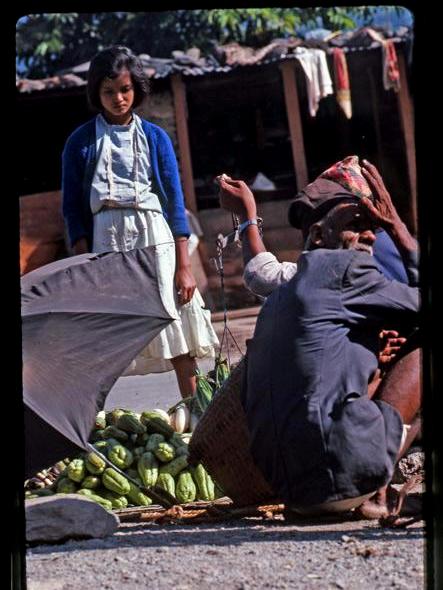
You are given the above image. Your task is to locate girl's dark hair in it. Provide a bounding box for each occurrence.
[87,45,149,110]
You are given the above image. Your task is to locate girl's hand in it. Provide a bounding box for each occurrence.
[175,266,196,305]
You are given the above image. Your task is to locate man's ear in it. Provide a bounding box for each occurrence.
[308,223,324,247]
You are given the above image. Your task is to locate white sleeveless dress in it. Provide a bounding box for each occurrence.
[90,114,218,374]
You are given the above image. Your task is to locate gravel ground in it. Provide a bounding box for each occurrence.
[26,517,425,590]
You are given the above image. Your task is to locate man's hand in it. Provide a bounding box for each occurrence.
[360,160,403,230]
[360,159,417,252]
[215,174,266,264]
[216,175,257,222]
[378,329,407,365]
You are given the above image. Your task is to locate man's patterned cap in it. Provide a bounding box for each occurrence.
[288,156,373,234]
[319,155,372,199]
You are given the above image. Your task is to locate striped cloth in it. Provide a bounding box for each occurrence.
[333,48,352,119]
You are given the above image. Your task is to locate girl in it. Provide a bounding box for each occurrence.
[62,45,218,398]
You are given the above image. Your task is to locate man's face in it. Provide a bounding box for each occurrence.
[317,203,377,255]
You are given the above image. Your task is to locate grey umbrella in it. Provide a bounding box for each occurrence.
[21,246,174,480]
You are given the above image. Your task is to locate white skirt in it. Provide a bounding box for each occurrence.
[92,207,219,374]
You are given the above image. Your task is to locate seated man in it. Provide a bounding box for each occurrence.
[217,157,420,517]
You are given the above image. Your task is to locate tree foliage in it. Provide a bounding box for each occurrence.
[16,7,408,79]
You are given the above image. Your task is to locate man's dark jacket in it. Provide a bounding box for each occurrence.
[243,248,419,506]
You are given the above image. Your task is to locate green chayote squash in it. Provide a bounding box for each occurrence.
[116,413,146,435]
[101,490,129,509]
[56,477,78,494]
[158,454,188,477]
[137,452,158,487]
[192,463,215,501]
[156,472,176,497]
[175,470,197,504]
[85,451,106,475]
[126,481,152,506]
[66,458,86,483]
[154,442,175,463]
[108,444,134,470]
[145,433,165,452]
[80,475,101,490]
[102,467,130,495]
[102,425,129,442]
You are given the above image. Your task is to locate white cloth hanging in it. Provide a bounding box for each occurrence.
[294,47,334,116]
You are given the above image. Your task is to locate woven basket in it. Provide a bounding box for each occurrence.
[188,357,277,507]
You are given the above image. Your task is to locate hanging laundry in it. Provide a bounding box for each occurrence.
[359,28,401,92]
[294,47,334,116]
[382,39,401,92]
[333,48,352,119]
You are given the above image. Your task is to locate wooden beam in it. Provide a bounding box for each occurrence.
[367,67,384,173]
[396,51,417,235]
[170,74,198,213]
[279,61,308,191]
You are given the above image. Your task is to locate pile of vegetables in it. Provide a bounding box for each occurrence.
[24,359,232,511]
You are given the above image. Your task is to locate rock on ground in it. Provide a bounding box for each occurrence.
[26,494,120,544]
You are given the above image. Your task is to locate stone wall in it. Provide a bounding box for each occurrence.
[136,90,178,152]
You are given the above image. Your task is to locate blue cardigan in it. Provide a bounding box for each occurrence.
[62,116,190,249]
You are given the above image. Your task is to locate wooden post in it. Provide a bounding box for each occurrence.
[170,74,198,213]
[396,51,417,235]
[367,67,384,173]
[280,61,309,191]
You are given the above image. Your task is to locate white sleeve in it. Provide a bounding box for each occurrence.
[243,252,298,297]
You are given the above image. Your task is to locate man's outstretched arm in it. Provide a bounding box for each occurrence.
[217,175,297,297]
[216,175,266,265]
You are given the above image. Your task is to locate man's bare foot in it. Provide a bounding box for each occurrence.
[354,486,389,519]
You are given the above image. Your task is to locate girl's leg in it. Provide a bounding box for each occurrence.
[170,353,198,399]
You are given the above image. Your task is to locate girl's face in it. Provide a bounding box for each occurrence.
[99,68,135,125]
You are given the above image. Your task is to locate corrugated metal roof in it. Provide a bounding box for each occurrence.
[17,27,412,93]
[17,73,86,94]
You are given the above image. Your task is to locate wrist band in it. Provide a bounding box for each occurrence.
[238,217,263,237]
